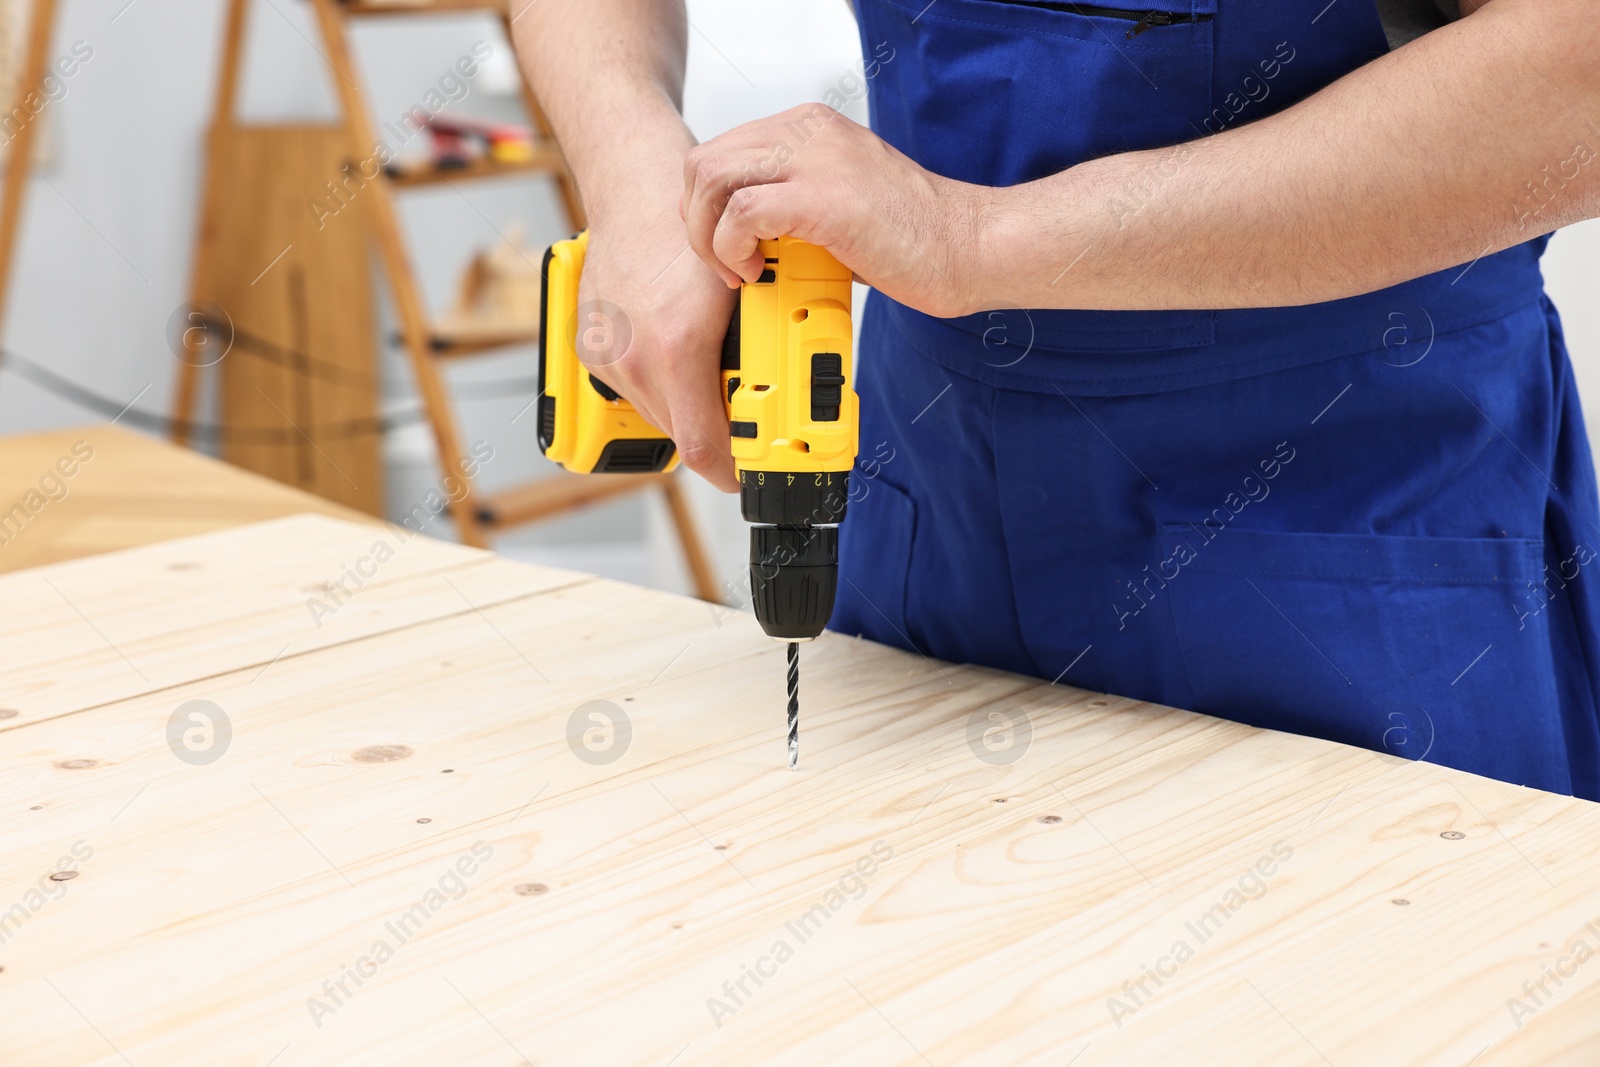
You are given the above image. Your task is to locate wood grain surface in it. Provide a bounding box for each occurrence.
[0,515,1597,1066]
[0,426,369,574]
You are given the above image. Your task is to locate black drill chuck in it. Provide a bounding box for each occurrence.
[740,469,849,642]
[748,523,840,642]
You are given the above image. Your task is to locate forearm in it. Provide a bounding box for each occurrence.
[978,0,1600,311]
[510,0,693,224]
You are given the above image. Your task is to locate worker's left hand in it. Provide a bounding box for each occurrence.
[681,106,987,319]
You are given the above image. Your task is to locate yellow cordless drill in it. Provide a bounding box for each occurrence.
[538,231,857,769]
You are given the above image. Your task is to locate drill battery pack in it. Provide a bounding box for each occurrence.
[536,231,679,474]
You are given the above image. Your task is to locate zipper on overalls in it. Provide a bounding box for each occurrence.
[987,2,1212,39]
[1126,9,1181,35]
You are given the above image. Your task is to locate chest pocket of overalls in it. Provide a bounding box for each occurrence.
[860,0,1220,353]
[865,0,1218,180]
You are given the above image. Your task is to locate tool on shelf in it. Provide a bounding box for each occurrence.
[409,112,535,170]
[434,223,543,346]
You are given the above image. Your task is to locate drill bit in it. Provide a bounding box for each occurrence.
[786,641,800,770]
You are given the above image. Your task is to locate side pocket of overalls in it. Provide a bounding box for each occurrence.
[1159,525,1569,793]
[832,476,917,649]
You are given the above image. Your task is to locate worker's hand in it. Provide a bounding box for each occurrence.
[576,210,739,492]
[681,106,987,319]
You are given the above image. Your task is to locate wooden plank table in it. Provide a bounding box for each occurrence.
[2,517,1599,1065]
[0,425,370,574]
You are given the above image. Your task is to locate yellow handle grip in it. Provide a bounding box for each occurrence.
[539,232,857,480]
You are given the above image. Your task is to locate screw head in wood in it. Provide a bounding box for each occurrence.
[1440,831,1466,840]
[352,744,413,763]
[513,883,548,896]
[416,817,432,824]
[1038,815,1063,824]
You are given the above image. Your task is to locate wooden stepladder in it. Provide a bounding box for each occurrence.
[173,0,720,601]
[0,0,59,343]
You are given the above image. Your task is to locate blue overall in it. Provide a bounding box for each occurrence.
[833,0,1600,800]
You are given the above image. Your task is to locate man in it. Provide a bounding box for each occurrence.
[513,0,1600,800]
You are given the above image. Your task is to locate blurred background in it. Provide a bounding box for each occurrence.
[0,0,1595,599]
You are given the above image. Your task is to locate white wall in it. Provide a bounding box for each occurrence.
[1540,218,1600,425]
[0,0,1596,598]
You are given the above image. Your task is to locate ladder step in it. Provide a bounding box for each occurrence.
[337,0,508,15]
[476,473,668,528]
[385,150,567,187]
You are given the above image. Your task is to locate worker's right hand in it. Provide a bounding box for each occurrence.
[575,211,739,492]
